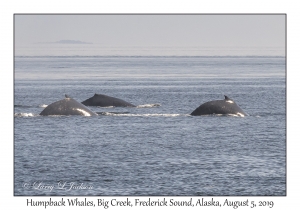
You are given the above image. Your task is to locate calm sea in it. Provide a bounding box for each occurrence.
[14,56,286,196]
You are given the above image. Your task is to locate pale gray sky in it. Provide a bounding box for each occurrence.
[15,14,285,56]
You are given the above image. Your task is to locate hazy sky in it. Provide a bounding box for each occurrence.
[15,14,285,56]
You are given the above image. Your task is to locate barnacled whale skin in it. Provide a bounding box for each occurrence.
[190,95,247,117]
[81,93,136,107]
[40,95,98,116]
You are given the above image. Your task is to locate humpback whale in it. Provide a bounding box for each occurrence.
[40,95,98,116]
[81,93,136,107]
[191,95,247,117]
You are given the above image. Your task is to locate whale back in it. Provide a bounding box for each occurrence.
[40,97,98,116]
[82,93,135,107]
[191,96,246,116]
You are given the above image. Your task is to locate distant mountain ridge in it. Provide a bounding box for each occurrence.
[55,40,92,44]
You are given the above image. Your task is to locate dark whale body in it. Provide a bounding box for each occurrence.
[191,95,247,117]
[40,95,98,116]
[82,93,136,107]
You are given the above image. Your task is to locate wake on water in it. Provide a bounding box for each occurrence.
[137,104,161,108]
[14,112,186,118]
[14,112,251,118]
[98,112,185,117]
[14,113,36,117]
[14,104,48,108]
[14,103,250,118]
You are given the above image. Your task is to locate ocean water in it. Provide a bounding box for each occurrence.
[14,56,286,196]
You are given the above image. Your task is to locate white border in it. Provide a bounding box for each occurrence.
[2,0,297,209]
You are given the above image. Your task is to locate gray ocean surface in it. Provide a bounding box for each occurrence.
[14,56,286,196]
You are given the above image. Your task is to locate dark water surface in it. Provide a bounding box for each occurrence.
[14,56,286,196]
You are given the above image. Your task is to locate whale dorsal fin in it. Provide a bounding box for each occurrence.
[224,95,232,101]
